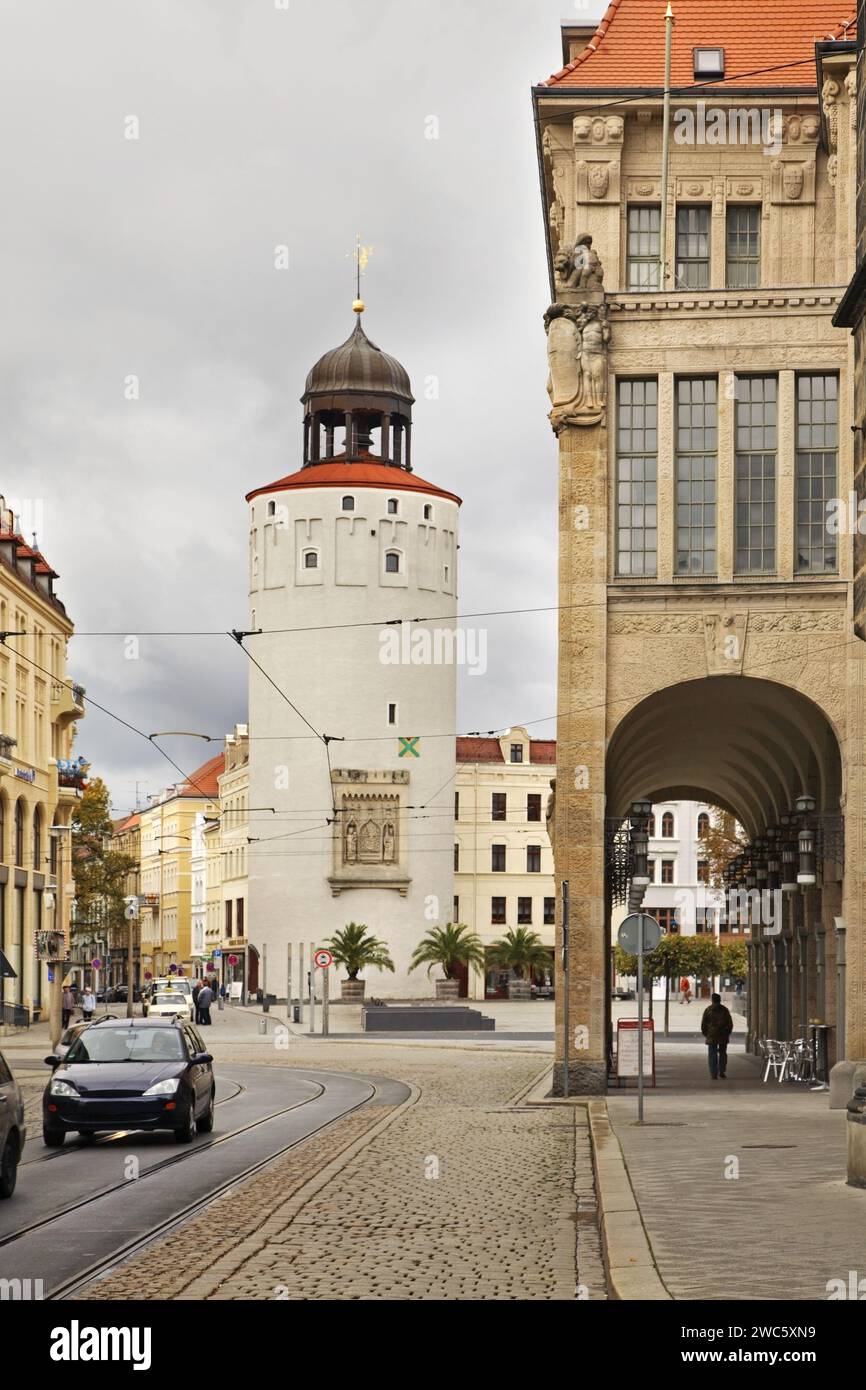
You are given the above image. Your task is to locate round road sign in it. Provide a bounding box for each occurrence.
[314,949,333,969]
[227,954,239,966]
[617,914,662,955]
[91,958,102,970]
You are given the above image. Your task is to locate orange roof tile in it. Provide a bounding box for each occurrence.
[246,455,461,507]
[542,0,855,90]
[177,752,225,799]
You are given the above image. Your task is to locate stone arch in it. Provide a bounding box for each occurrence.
[607,676,843,838]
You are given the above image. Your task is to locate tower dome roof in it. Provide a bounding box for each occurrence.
[303,316,413,405]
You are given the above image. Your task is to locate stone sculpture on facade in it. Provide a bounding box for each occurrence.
[544,301,610,432]
[553,232,605,291]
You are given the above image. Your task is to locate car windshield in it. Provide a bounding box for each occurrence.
[66,1027,186,1063]
[154,994,186,1005]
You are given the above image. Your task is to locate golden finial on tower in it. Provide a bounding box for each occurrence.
[349,232,374,313]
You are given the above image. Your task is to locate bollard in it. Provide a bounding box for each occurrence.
[846,1083,866,1188]
[258,1017,267,1036]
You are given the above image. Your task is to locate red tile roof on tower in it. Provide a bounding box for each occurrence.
[456,737,557,764]
[542,1,855,89]
[246,455,461,507]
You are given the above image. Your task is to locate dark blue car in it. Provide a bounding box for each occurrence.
[43,1016,215,1146]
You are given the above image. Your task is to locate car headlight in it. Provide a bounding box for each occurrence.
[142,1078,180,1096]
[50,1078,78,1097]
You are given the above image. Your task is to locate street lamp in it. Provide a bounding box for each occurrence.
[795,795,817,887]
[629,799,653,887]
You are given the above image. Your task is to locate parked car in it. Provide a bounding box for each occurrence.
[55,1020,93,1064]
[0,1049,26,1197]
[42,1016,215,1145]
[612,988,636,1001]
[103,984,142,1004]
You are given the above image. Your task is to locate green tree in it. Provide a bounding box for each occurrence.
[721,939,748,984]
[326,922,395,980]
[71,778,136,943]
[487,927,552,982]
[645,933,693,1036]
[409,922,485,980]
[682,934,723,996]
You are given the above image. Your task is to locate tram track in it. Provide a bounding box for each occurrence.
[0,1076,328,1254]
[51,1073,383,1300]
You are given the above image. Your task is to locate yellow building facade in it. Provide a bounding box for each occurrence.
[0,498,83,1025]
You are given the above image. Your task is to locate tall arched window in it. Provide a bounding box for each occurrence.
[14,800,25,867]
[33,806,42,871]
[697,812,710,838]
[661,811,675,838]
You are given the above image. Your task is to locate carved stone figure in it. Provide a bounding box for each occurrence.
[588,163,609,199]
[822,77,840,149]
[546,777,556,861]
[572,233,604,288]
[580,305,610,414]
[383,821,395,863]
[359,818,381,862]
[345,820,358,863]
[544,302,609,431]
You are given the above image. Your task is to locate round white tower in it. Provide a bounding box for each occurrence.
[245,306,461,997]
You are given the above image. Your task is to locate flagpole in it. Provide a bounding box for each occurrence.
[658,4,675,290]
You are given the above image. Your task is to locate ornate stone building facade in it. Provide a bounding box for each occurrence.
[533,2,863,1094]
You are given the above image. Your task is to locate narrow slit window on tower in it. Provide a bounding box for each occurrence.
[423,504,433,520]
[387,498,399,515]
[342,495,355,511]
[267,500,276,517]
[387,702,397,725]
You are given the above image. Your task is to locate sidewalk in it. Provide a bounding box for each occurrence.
[605,1040,862,1301]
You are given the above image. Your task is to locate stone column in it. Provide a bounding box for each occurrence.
[545,275,609,1095]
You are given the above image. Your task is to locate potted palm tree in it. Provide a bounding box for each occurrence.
[325,922,395,1002]
[487,927,552,1000]
[409,922,485,1000]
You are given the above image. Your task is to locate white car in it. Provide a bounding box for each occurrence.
[146,991,193,1023]
[143,977,193,1015]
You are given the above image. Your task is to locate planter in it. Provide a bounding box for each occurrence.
[435,978,460,1001]
[507,978,532,1001]
[340,978,367,1003]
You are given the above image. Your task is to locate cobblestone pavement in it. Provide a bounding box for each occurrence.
[81,1046,606,1301]
[608,1043,864,1301]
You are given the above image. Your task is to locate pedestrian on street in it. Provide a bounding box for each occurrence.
[192,978,203,1024]
[197,983,213,1026]
[701,992,734,1080]
[61,986,75,1029]
[679,976,691,1004]
[81,988,96,1022]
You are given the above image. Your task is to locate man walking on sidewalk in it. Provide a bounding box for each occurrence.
[701,992,734,1080]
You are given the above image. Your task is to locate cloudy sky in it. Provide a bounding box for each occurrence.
[2,0,603,814]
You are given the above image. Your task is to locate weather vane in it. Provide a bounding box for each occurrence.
[350,232,374,313]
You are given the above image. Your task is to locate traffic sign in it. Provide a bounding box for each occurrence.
[617,914,662,955]
[227,954,239,966]
[144,970,153,980]
[314,949,333,969]
[213,949,222,958]
[91,958,102,971]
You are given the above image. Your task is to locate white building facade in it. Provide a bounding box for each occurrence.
[245,308,460,997]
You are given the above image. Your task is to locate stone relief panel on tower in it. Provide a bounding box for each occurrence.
[328,768,412,896]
